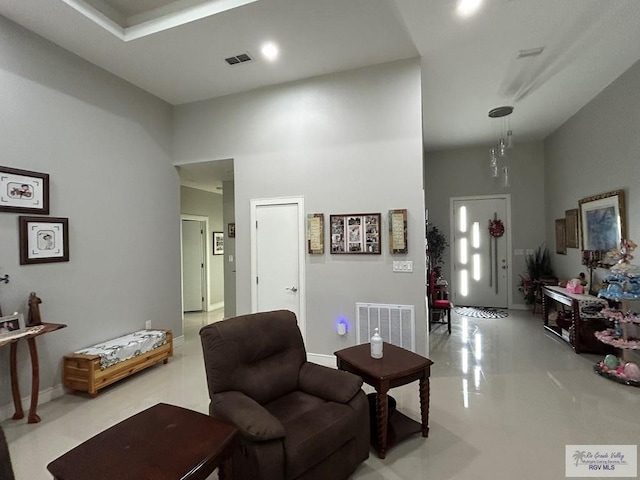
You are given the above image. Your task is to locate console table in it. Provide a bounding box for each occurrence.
[541,286,611,354]
[0,322,66,423]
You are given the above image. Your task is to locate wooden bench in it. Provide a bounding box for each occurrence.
[63,329,173,397]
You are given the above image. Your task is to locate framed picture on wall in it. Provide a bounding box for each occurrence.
[19,216,69,265]
[579,189,626,259]
[213,232,224,255]
[0,166,50,214]
[330,213,381,254]
[307,213,324,254]
[555,218,567,255]
[565,208,579,249]
[389,209,408,254]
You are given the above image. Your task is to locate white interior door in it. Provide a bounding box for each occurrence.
[251,197,305,337]
[182,219,205,312]
[451,196,509,308]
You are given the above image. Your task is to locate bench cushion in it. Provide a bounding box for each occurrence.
[75,330,168,369]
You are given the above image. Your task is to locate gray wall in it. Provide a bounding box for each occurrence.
[0,17,182,413]
[174,59,427,355]
[222,180,236,318]
[180,186,224,306]
[544,58,640,286]
[424,141,546,307]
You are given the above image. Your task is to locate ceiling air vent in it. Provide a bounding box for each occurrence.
[225,53,253,65]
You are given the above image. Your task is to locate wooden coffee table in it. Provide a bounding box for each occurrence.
[335,342,433,459]
[47,403,237,480]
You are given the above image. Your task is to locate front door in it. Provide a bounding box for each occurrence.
[451,196,509,308]
[251,197,306,338]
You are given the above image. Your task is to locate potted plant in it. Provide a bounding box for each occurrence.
[519,245,556,304]
[426,223,448,278]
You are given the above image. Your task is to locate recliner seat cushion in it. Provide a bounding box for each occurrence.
[281,401,357,480]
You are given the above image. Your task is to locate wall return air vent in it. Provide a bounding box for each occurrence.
[224,53,253,65]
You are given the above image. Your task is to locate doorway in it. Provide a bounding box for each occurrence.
[250,197,306,339]
[181,217,207,312]
[450,195,512,308]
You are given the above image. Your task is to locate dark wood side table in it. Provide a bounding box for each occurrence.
[0,322,66,423]
[47,403,237,480]
[334,342,433,459]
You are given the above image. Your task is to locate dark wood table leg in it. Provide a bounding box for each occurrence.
[218,455,232,480]
[375,390,388,459]
[10,342,24,420]
[419,375,430,437]
[27,337,41,424]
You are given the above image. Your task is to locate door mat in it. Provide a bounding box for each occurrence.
[454,307,508,319]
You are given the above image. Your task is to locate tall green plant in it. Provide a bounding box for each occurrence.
[525,245,554,280]
[426,224,448,270]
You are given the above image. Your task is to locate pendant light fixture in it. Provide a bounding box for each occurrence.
[488,106,514,187]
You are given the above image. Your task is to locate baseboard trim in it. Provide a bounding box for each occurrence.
[207,301,224,312]
[1,336,186,422]
[510,303,530,311]
[307,353,336,368]
[0,383,66,423]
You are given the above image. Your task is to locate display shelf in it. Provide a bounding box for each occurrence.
[593,362,640,388]
[594,329,640,349]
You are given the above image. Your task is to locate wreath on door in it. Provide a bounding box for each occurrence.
[488,219,505,238]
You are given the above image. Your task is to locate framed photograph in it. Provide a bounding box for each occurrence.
[330,213,381,254]
[579,189,626,258]
[0,166,50,214]
[19,216,70,265]
[389,209,408,254]
[565,208,579,249]
[228,223,236,238]
[307,213,324,254]
[213,232,224,255]
[555,218,566,255]
[0,313,26,339]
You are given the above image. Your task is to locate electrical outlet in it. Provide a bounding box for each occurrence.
[145,320,152,329]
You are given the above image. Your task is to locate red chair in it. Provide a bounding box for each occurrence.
[429,271,451,334]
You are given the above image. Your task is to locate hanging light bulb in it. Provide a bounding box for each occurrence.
[489,148,499,177]
[498,137,506,157]
[505,129,513,149]
[502,166,510,187]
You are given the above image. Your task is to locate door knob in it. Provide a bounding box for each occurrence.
[286,286,298,292]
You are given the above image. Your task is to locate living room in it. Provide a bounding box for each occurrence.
[1,1,640,478]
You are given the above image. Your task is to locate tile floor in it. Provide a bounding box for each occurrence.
[3,308,639,479]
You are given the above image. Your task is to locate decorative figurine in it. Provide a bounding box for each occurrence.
[27,292,42,326]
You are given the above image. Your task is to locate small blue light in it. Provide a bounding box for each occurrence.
[334,316,350,333]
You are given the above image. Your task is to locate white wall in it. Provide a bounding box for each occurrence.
[174,59,427,355]
[545,58,640,285]
[425,141,546,307]
[0,16,182,413]
[180,186,224,307]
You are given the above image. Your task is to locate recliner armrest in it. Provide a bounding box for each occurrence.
[299,362,363,404]
[212,391,285,441]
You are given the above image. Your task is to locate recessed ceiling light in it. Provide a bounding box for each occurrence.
[456,0,483,17]
[261,42,279,61]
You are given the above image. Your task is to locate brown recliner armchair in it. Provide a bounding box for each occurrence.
[200,310,369,480]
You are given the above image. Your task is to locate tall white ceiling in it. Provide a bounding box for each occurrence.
[1,0,639,154]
